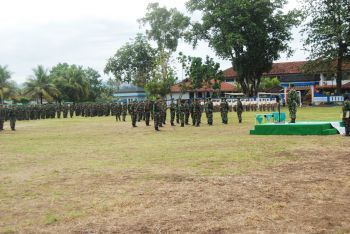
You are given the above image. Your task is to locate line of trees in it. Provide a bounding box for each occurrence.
[3,0,349,100]
[0,64,115,104]
[106,0,349,97]
[105,0,300,97]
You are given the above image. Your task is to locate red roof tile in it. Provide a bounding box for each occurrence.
[224,61,350,78]
[224,61,307,78]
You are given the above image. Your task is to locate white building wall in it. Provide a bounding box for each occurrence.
[320,73,350,86]
[166,93,190,100]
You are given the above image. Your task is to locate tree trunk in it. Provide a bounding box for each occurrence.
[336,41,345,95]
[40,94,43,104]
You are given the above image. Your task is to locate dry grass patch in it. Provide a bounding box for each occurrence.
[0,107,349,233]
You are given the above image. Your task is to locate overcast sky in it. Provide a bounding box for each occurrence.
[0,0,307,84]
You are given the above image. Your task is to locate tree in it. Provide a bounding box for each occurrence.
[186,0,299,96]
[188,56,224,97]
[259,77,281,90]
[0,65,17,104]
[85,67,103,101]
[50,63,90,103]
[104,34,157,87]
[302,0,350,94]
[24,65,59,104]
[140,3,190,96]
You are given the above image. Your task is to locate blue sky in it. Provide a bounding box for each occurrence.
[0,0,307,84]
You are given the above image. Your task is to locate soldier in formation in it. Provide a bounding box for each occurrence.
[220,97,229,124]
[170,99,176,126]
[205,98,214,125]
[236,98,243,123]
[287,85,298,123]
[153,97,162,131]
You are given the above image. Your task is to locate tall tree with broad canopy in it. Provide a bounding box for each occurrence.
[139,3,190,96]
[24,65,59,104]
[302,0,350,94]
[104,34,157,87]
[186,0,299,96]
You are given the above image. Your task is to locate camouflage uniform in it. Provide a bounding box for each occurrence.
[342,97,350,136]
[220,98,229,124]
[193,99,201,127]
[288,88,298,123]
[184,100,190,125]
[176,99,180,124]
[153,99,162,131]
[137,101,144,122]
[0,105,6,130]
[236,98,243,123]
[8,106,17,131]
[207,98,214,125]
[144,100,152,126]
[130,101,137,127]
[179,100,185,127]
[170,100,176,126]
[122,103,127,122]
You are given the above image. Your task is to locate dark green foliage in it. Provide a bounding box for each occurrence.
[0,65,17,104]
[302,0,350,94]
[104,34,157,87]
[186,0,299,96]
[24,65,60,104]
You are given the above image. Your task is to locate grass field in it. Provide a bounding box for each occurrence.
[0,107,349,233]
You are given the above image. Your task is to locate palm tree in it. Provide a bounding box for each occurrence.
[53,65,90,103]
[24,65,59,104]
[0,65,16,104]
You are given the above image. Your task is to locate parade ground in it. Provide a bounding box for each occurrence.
[0,107,349,233]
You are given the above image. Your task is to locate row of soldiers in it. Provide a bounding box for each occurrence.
[126,97,243,131]
[0,97,245,132]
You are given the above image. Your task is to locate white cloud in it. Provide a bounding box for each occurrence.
[0,0,307,83]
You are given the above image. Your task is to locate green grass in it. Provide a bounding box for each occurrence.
[0,106,346,232]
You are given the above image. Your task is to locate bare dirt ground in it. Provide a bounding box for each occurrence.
[39,147,350,234]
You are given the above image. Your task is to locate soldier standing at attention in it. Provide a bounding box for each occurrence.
[153,97,162,131]
[184,100,190,125]
[0,105,6,131]
[130,100,138,127]
[287,84,298,123]
[220,97,229,124]
[176,99,180,124]
[207,98,214,125]
[193,99,201,127]
[342,95,350,136]
[69,104,75,118]
[179,99,185,127]
[56,104,62,119]
[162,100,167,125]
[8,106,17,131]
[170,99,176,126]
[237,97,243,123]
[190,99,195,125]
[137,100,144,122]
[144,99,152,126]
[122,102,127,121]
[63,104,68,118]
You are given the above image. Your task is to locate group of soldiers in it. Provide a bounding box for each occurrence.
[127,97,243,131]
[0,103,127,131]
[1,93,349,135]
